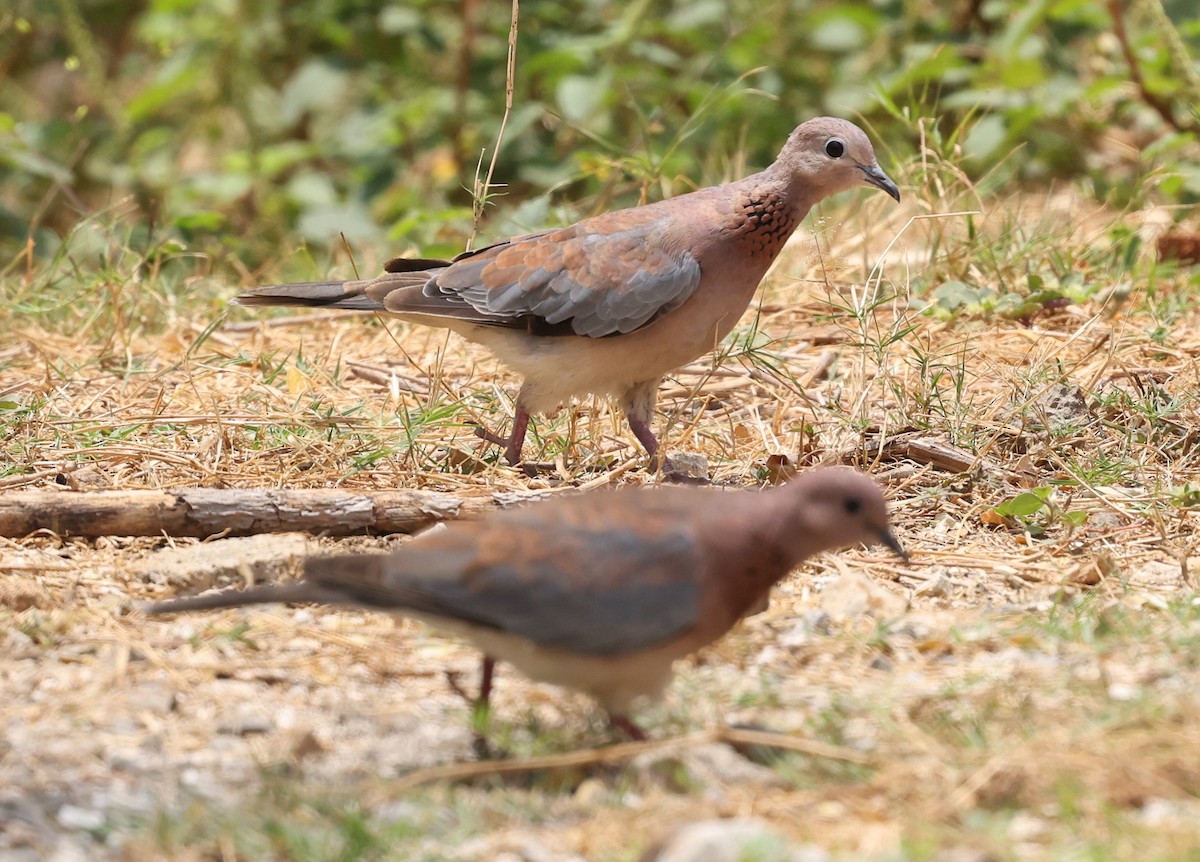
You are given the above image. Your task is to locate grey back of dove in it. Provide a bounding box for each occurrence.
[238,118,900,466]
[146,467,905,734]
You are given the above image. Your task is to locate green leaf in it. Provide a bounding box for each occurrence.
[124,50,205,122]
[377,5,421,33]
[963,115,1008,161]
[933,280,981,312]
[810,17,868,52]
[995,492,1049,518]
[173,211,225,232]
[556,73,611,125]
[280,61,350,127]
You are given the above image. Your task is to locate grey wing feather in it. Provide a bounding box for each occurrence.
[309,530,705,657]
[413,223,703,338]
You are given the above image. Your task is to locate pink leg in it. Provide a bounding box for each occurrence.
[503,405,530,467]
[444,656,497,711]
[446,657,500,758]
[609,713,648,740]
[626,416,660,461]
[621,378,662,462]
[473,401,532,466]
[478,656,496,706]
[471,656,497,759]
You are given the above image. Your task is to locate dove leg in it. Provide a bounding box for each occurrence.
[470,656,497,758]
[626,418,660,461]
[444,656,496,710]
[473,401,532,467]
[621,379,662,461]
[478,655,495,705]
[446,656,499,758]
[608,713,648,741]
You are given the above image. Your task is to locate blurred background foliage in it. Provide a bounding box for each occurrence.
[1,0,1198,276]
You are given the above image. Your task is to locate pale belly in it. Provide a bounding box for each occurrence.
[422,267,770,412]
[416,614,686,713]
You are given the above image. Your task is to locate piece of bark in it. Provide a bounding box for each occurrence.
[848,431,1007,477]
[0,488,502,539]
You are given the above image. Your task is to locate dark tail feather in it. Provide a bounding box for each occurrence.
[142,581,339,615]
[234,281,384,311]
[384,257,452,273]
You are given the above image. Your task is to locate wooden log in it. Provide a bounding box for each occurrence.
[0,488,505,539]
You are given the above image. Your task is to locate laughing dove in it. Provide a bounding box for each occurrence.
[239,117,900,466]
[146,467,905,740]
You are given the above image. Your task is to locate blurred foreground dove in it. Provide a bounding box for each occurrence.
[146,467,905,741]
[239,118,899,467]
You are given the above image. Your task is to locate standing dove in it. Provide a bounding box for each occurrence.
[146,467,906,740]
[239,118,900,466]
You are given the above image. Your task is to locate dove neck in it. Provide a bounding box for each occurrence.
[756,162,821,218]
[715,174,805,262]
[749,489,825,569]
[699,488,825,620]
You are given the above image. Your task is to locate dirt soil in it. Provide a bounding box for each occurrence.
[3,216,1200,860]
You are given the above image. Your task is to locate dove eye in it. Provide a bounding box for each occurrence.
[843,497,862,515]
[825,138,846,159]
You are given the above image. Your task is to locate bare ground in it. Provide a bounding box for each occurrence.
[3,197,1200,860]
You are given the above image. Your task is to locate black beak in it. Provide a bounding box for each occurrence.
[858,163,901,202]
[878,527,908,562]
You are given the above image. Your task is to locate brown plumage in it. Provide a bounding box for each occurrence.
[239,117,899,466]
[146,467,905,739]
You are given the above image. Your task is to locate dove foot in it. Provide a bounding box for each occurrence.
[473,404,532,467]
[660,451,710,484]
[609,714,648,741]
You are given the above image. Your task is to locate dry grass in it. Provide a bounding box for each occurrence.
[2,186,1200,860]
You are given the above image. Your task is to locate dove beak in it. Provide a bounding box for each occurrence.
[859,163,901,202]
[877,527,908,561]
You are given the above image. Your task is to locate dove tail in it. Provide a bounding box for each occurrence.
[234,282,383,311]
[142,581,334,615]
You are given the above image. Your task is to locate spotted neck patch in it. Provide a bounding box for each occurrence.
[724,189,800,259]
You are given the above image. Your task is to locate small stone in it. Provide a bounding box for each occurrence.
[470,837,566,862]
[135,533,310,590]
[662,452,710,484]
[932,513,965,537]
[890,618,933,642]
[685,743,788,788]
[779,610,832,648]
[55,805,104,832]
[1007,812,1047,842]
[820,571,907,622]
[574,777,608,805]
[126,681,177,715]
[47,839,92,862]
[216,705,274,736]
[1106,682,1139,702]
[932,848,997,862]
[841,716,879,752]
[374,800,422,824]
[1138,797,1189,826]
[914,572,952,598]
[651,818,821,862]
[1037,382,1093,432]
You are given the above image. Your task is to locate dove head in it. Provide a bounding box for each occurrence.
[783,467,907,561]
[772,117,900,203]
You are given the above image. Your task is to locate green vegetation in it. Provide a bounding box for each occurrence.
[3,2,1200,861]
[3,0,1198,274]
